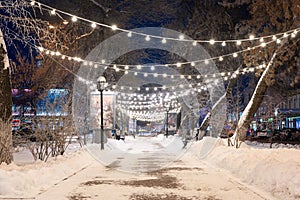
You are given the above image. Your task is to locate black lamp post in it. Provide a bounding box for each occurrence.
[97,76,107,150]
[166,108,169,138]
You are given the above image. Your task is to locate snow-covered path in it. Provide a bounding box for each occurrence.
[33,136,275,200]
[4,136,300,199]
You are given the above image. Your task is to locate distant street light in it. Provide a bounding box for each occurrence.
[97,76,108,150]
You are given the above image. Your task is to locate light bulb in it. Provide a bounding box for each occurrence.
[219,56,223,61]
[71,16,77,22]
[91,23,97,28]
[111,24,117,31]
[233,53,238,57]
[50,9,56,15]
[249,35,255,40]
[209,39,215,45]
[162,38,167,43]
[179,34,184,40]
[145,35,150,41]
[222,41,226,46]
[127,32,132,37]
[236,40,241,45]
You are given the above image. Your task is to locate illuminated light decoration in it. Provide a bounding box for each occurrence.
[68,57,72,60]
[113,64,117,69]
[233,53,238,57]
[204,60,209,64]
[30,1,35,6]
[101,59,105,64]
[145,35,150,41]
[276,39,281,44]
[111,25,117,31]
[94,64,98,68]
[38,46,44,52]
[154,87,158,91]
[261,42,266,47]
[153,73,158,77]
[55,51,61,56]
[249,35,255,40]
[219,56,223,61]
[124,65,129,70]
[294,30,298,35]
[63,21,69,25]
[236,40,242,45]
[260,38,264,42]
[121,86,124,90]
[144,73,148,77]
[116,67,120,72]
[145,87,149,91]
[191,62,195,66]
[193,41,197,46]
[272,35,277,40]
[136,65,142,70]
[124,70,128,74]
[170,75,174,79]
[221,41,226,46]
[61,55,66,59]
[209,39,215,45]
[89,61,93,66]
[50,51,55,56]
[33,1,300,46]
[179,84,184,88]
[162,38,167,43]
[283,33,288,38]
[38,29,297,71]
[291,33,296,38]
[134,72,138,76]
[49,25,54,29]
[127,32,132,37]
[129,87,132,90]
[221,72,226,76]
[150,66,155,71]
[91,23,97,28]
[50,9,56,15]
[188,75,192,79]
[163,74,167,78]
[196,75,200,79]
[176,63,182,67]
[71,16,77,22]
[180,75,184,79]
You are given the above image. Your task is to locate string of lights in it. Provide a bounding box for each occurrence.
[29,0,299,45]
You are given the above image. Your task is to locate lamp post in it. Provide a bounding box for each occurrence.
[97,76,107,150]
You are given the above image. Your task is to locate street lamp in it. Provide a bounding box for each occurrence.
[97,76,108,150]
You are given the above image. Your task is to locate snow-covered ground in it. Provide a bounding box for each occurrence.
[0,135,300,199]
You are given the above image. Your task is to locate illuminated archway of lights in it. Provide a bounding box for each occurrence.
[114,64,185,122]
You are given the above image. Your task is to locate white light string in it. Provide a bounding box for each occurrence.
[29,0,300,45]
[36,30,298,79]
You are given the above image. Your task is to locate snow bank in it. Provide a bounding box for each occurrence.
[190,137,300,200]
[0,147,94,198]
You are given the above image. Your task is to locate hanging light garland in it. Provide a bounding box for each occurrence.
[29,0,299,46]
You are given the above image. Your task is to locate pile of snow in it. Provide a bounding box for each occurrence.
[190,137,300,200]
[0,147,94,198]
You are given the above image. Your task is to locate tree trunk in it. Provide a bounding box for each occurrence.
[235,53,277,144]
[0,29,13,164]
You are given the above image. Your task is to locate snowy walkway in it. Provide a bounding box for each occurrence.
[33,136,275,200]
[35,154,274,200]
[3,136,299,199]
